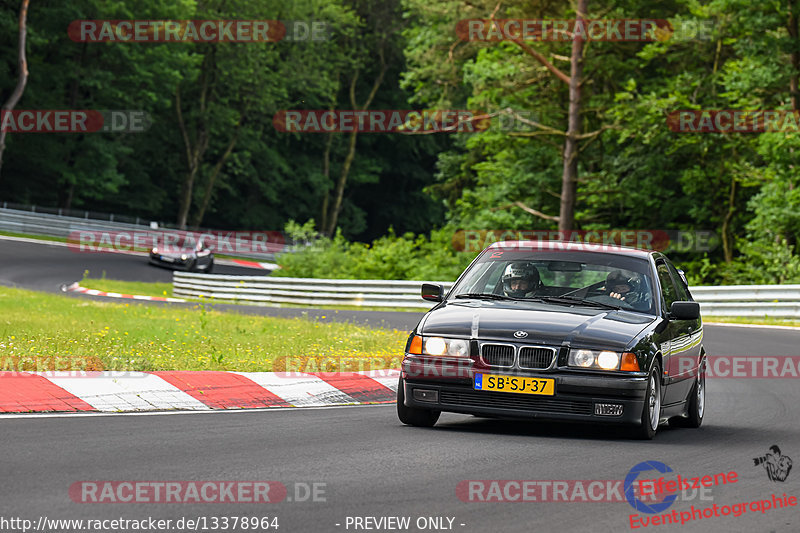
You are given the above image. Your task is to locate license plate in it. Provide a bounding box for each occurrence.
[160,256,175,262]
[474,374,555,396]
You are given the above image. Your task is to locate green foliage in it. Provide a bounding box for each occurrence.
[275,220,475,280]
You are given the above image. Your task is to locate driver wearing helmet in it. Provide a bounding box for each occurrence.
[604,270,648,310]
[501,262,541,298]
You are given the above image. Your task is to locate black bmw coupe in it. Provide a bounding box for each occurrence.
[397,240,705,439]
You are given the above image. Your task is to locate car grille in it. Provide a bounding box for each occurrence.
[440,389,593,415]
[518,347,555,370]
[481,344,514,367]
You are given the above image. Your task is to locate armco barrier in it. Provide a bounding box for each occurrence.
[691,285,800,317]
[173,274,800,316]
[0,206,283,261]
[173,272,456,309]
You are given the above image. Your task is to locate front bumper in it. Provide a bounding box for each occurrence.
[149,254,194,270]
[402,357,648,425]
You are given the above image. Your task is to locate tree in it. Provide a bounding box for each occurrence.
[0,0,30,182]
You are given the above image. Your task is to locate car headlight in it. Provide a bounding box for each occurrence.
[568,349,640,371]
[418,336,470,357]
[181,254,188,261]
[151,247,158,254]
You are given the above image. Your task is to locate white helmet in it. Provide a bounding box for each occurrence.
[501,262,540,297]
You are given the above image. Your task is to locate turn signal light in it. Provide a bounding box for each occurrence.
[408,335,423,355]
[620,352,640,371]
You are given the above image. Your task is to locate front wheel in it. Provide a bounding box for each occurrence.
[396,377,440,427]
[633,362,662,440]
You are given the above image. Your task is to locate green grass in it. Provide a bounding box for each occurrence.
[0,285,407,372]
[0,230,68,243]
[704,316,800,327]
[81,276,174,298]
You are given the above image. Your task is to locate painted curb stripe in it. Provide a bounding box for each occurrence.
[44,372,210,412]
[152,371,291,409]
[310,372,395,403]
[357,369,401,393]
[233,372,358,407]
[65,282,185,303]
[0,372,94,412]
[0,371,400,414]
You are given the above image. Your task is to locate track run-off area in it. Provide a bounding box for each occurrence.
[1,237,798,532]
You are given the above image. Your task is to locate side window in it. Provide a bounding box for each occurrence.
[656,262,678,311]
[666,260,691,301]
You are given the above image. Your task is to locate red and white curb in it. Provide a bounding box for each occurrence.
[0,370,399,413]
[62,282,186,303]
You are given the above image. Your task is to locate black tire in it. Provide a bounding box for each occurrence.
[633,362,662,440]
[669,362,705,428]
[204,261,214,274]
[396,377,440,427]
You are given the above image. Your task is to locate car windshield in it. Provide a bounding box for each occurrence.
[450,249,656,314]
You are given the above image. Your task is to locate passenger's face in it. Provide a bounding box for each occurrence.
[510,279,531,291]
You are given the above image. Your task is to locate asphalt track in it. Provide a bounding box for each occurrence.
[1,238,800,532]
[0,238,419,330]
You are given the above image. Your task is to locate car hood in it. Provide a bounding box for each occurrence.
[155,250,196,257]
[420,300,657,351]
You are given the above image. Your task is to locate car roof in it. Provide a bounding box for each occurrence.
[486,240,654,259]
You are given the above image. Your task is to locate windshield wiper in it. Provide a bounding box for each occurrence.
[538,296,621,310]
[454,293,517,301]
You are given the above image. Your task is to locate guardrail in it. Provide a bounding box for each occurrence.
[0,206,284,261]
[173,272,456,309]
[173,273,800,316]
[691,285,800,317]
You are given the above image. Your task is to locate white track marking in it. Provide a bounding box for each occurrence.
[41,372,210,412]
[234,372,357,407]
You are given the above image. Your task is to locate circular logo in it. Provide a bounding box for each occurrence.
[513,331,528,339]
[624,460,677,514]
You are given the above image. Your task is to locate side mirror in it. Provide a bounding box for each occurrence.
[421,283,444,302]
[670,301,700,320]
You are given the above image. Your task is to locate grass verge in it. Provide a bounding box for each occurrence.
[80,276,174,298]
[704,316,800,327]
[0,285,407,372]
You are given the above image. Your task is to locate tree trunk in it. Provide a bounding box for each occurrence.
[558,0,587,232]
[319,130,334,229]
[175,71,210,229]
[323,46,387,236]
[789,0,800,110]
[325,127,358,235]
[0,0,31,182]
[192,128,239,227]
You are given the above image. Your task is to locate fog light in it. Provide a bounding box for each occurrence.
[594,403,623,416]
[413,389,439,403]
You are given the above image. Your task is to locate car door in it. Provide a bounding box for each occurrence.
[665,259,702,401]
[655,260,682,405]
